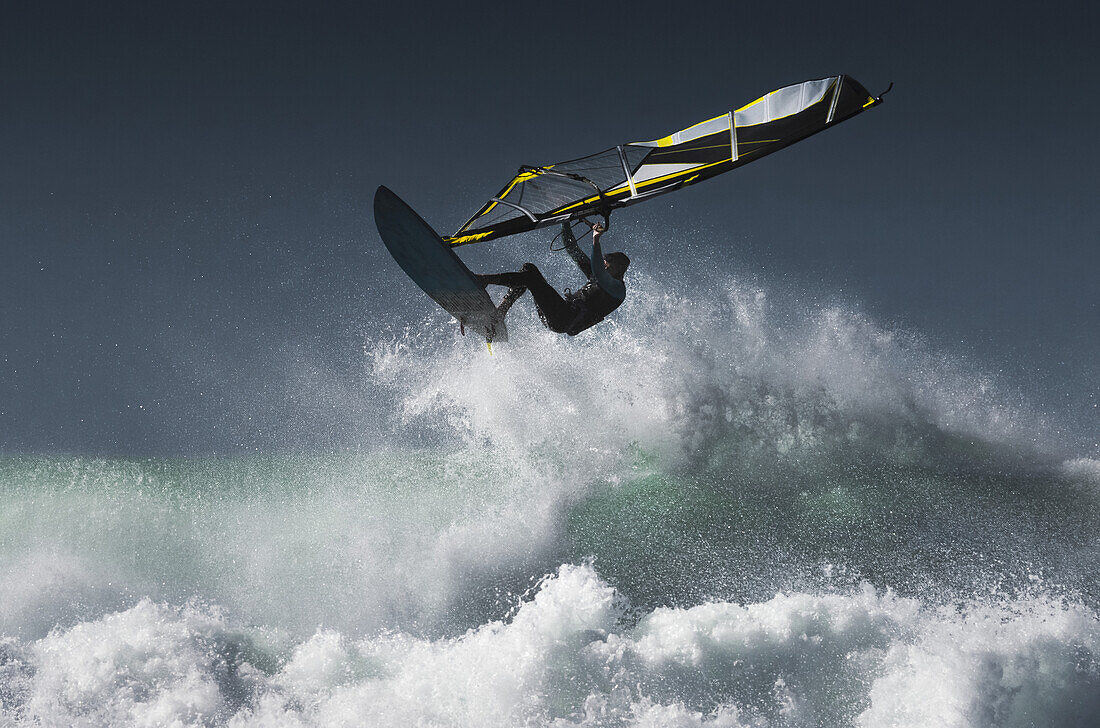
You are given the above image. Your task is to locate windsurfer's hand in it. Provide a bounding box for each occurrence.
[591,222,605,237]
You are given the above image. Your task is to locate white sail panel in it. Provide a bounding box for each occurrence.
[735,77,835,127]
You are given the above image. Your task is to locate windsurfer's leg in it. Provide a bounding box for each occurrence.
[478,264,573,332]
[477,271,526,288]
[515,263,574,333]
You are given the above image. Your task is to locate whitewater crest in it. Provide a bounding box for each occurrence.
[2,563,1098,727]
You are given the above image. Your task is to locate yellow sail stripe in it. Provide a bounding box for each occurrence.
[445,231,494,246]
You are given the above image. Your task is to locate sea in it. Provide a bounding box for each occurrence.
[2,265,1098,727]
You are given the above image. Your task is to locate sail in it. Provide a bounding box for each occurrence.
[446,75,883,246]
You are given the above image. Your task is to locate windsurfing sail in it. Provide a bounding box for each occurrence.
[446,75,885,246]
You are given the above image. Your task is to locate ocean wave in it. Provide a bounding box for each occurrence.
[3,270,1097,725]
[3,563,1097,727]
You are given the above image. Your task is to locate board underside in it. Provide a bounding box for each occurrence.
[374,186,506,343]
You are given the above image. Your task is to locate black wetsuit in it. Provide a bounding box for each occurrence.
[483,225,625,335]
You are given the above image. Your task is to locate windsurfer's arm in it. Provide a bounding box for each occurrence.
[590,224,626,301]
[560,222,593,279]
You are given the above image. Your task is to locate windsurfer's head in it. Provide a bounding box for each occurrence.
[603,251,630,280]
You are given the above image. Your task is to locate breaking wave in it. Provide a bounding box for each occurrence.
[2,270,1097,726]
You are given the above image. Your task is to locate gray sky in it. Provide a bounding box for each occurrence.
[1,1,1097,455]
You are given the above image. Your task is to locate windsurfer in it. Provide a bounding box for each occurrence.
[478,221,629,336]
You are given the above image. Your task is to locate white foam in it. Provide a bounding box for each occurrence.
[859,600,1100,727]
[250,565,1100,728]
[9,563,1094,727]
[20,600,248,726]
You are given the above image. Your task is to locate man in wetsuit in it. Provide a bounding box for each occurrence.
[477,221,629,336]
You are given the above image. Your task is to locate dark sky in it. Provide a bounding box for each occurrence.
[2,1,1097,455]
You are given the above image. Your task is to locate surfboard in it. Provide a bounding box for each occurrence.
[374,186,507,343]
